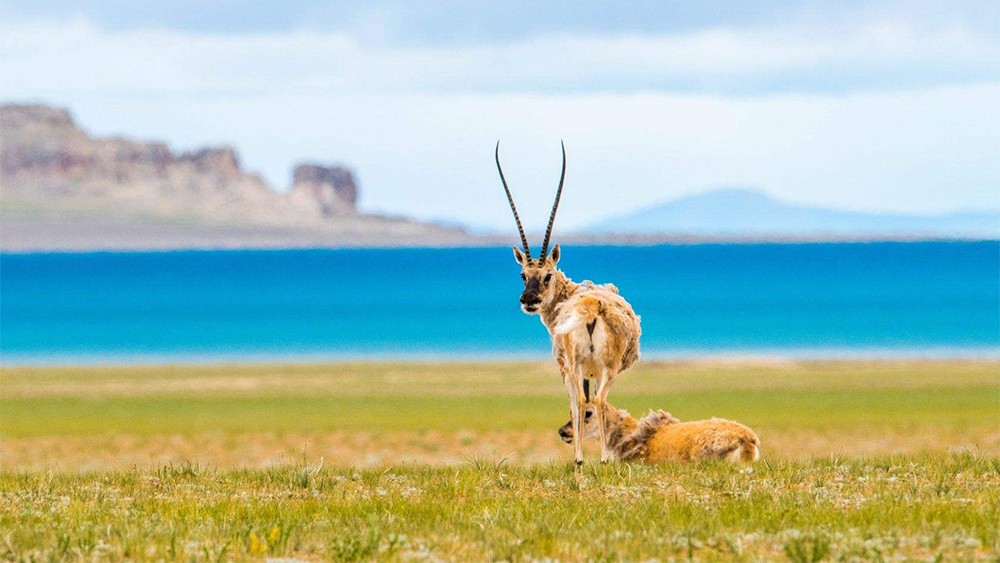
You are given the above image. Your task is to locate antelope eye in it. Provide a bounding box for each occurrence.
[544,273,553,284]
[520,273,527,281]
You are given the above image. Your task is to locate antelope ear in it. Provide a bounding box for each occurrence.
[512,246,529,266]
[549,245,561,265]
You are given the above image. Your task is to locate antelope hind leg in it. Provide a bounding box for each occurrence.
[594,368,615,463]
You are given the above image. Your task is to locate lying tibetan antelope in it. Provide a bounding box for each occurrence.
[496,141,641,465]
[558,402,761,463]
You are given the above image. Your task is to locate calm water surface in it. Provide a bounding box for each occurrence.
[1,242,997,363]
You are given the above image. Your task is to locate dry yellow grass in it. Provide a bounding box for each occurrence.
[2,360,997,470]
[3,426,994,471]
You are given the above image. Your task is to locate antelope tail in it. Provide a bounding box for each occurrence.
[725,434,762,462]
[555,296,602,335]
[741,435,762,462]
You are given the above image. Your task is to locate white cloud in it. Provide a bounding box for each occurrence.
[0,17,996,97]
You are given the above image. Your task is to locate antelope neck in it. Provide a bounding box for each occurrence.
[539,274,579,330]
[607,411,640,461]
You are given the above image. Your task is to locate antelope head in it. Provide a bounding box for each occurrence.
[558,405,596,444]
[496,141,567,315]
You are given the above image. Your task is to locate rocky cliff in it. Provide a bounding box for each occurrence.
[0,103,467,250]
[288,163,357,217]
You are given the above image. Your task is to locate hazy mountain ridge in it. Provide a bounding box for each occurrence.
[589,188,999,238]
[2,104,992,250]
[0,103,468,250]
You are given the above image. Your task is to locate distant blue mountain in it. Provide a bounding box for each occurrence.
[588,188,999,238]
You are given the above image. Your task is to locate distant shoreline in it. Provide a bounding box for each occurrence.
[1,230,996,254]
[4,347,998,368]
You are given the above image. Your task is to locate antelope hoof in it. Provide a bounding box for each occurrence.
[574,459,584,467]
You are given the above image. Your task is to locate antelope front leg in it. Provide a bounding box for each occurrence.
[563,366,587,466]
[594,368,615,463]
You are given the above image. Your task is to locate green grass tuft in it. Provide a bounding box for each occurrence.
[1,453,997,561]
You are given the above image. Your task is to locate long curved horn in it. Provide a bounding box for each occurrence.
[540,140,566,260]
[495,141,531,258]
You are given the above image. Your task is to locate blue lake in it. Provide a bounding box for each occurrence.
[1,242,997,363]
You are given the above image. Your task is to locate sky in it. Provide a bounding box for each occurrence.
[1,1,998,231]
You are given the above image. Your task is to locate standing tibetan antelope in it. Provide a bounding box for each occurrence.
[495,141,641,465]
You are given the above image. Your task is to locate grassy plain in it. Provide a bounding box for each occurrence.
[1,360,998,560]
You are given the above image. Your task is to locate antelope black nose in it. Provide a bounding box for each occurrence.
[520,294,540,305]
